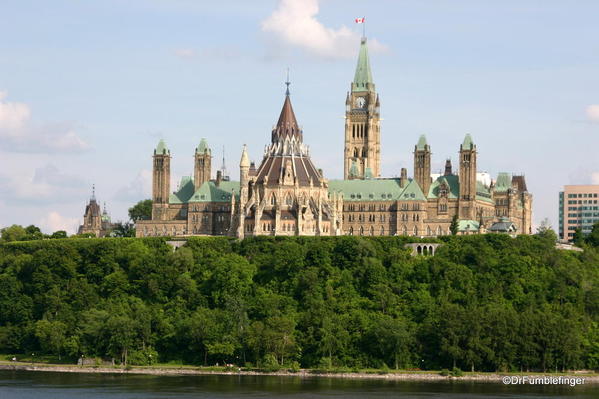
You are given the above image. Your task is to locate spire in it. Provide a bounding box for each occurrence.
[91,184,96,201]
[240,144,250,168]
[416,134,428,151]
[285,68,291,96]
[352,37,374,92]
[220,146,228,179]
[196,138,210,154]
[462,134,474,150]
[272,86,301,143]
[155,139,169,155]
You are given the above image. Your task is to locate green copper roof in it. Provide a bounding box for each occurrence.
[196,138,210,154]
[458,219,479,232]
[352,38,373,92]
[428,175,459,199]
[349,160,359,178]
[169,178,240,204]
[476,181,494,203]
[328,178,426,202]
[462,134,474,150]
[155,139,169,155]
[494,172,511,192]
[416,134,428,150]
[169,176,195,204]
[189,180,240,203]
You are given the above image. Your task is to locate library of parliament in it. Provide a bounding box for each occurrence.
[132,37,532,238]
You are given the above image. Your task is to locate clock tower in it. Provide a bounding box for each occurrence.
[344,37,381,180]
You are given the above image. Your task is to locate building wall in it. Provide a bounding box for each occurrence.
[559,185,599,241]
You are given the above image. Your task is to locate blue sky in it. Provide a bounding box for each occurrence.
[1,0,598,233]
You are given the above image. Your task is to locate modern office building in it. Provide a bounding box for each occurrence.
[559,185,599,241]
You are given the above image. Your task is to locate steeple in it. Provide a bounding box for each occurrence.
[155,139,169,155]
[272,81,302,144]
[240,144,250,168]
[352,37,374,92]
[462,134,474,150]
[414,135,432,195]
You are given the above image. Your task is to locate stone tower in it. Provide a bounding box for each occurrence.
[344,37,381,180]
[413,135,432,195]
[458,134,477,219]
[152,139,171,221]
[194,138,211,189]
[237,144,250,238]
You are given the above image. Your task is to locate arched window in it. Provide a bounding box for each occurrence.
[414,226,419,236]
[360,226,364,235]
[370,226,374,236]
[362,148,367,158]
[353,148,359,158]
[285,193,293,206]
[380,226,385,235]
[270,194,276,205]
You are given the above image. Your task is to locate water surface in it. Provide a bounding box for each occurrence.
[0,370,596,398]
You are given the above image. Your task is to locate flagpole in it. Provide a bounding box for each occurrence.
[363,17,366,39]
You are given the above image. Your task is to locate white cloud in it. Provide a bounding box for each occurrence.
[262,0,387,59]
[0,163,87,204]
[586,105,599,121]
[114,169,152,202]
[39,211,80,234]
[0,91,88,153]
[0,91,30,133]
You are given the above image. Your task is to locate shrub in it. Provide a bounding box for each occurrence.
[440,369,450,376]
[451,367,463,377]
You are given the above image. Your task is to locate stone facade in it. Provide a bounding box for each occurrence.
[136,37,533,239]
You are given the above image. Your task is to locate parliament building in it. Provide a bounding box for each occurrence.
[136,37,532,238]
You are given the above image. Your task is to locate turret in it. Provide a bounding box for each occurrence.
[458,134,477,219]
[194,138,211,189]
[444,159,453,176]
[240,144,250,202]
[413,135,432,195]
[152,139,171,220]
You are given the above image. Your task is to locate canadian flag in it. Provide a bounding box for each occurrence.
[355,17,365,24]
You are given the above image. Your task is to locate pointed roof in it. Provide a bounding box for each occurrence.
[272,92,302,143]
[155,139,169,155]
[416,134,428,151]
[462,134,474,150]
[196,138,210,154]
[240,144,250,168]
[353,38,374,92]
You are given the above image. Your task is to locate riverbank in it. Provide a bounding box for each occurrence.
[1,362,598,383]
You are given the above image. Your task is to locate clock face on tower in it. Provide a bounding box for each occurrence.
[355,96,366,109]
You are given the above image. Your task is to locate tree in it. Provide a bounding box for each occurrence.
[585,222,599,247]
[450,215,459,236]
[128,200,152,221]
[35,319,68,360]
[110,222,136,237]
[50,231,68,239]
[1,225,27,242]
[573,228,584,246]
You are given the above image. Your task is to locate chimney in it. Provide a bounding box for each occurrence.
[444,159,452,176]
[400,168,408,188]
[216,170,222,187]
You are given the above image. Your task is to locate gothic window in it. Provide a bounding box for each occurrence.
[270,193,276,205]
[349,227,353,235]
[414,226,419,236]
[437,226,442,236]
[362,148,367,158]
[427,226,432,236]
[285,194,293,206]
[353,148,359,158]
[370,226,374,236]
[380,226,385,235]
[402,225,407,235]
[359,226,364,235]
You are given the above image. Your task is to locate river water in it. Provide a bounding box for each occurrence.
[0,370,597,398]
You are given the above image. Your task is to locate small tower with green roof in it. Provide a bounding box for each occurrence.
[194,138,212,189]
[344,37,381,180]
[414,134,432,195]
[152,139,171,220]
